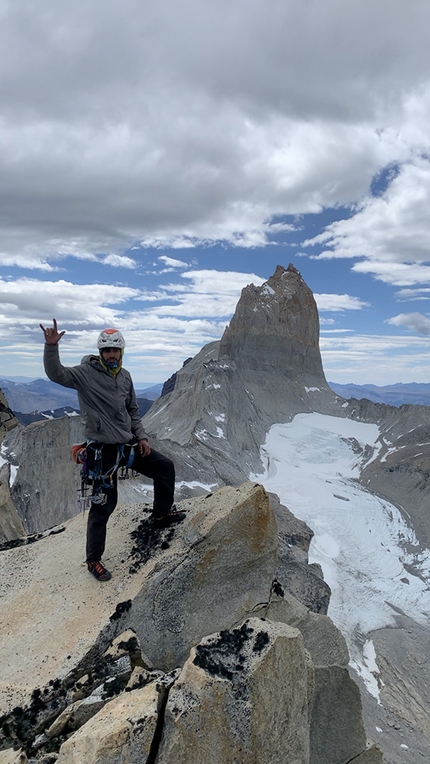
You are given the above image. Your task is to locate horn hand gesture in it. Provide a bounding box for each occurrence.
[40,318,66,345]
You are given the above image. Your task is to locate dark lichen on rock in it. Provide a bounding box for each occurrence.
[109,600,132,621]
[271,578,284,598]
[128,515,176,573]
[193,621,271,681]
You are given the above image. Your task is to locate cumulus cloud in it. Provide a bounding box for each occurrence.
[314,293,369,311]
[2,1,430,382]
[304,156,430,286]
[102,254,137,268]
[0,269,265,377]
[138,269,265,318]
[386,312,430,335]
[158,256,189,269]
[395,287,430,301]
[0,278,141,348]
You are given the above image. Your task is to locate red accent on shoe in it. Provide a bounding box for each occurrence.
[87,560,112,581]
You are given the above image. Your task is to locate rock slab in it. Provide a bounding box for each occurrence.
[157,617,311,764]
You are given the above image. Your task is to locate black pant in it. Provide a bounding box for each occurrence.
[85,443,175,563]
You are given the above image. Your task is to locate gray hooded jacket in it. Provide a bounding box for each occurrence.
[43,343,147,444]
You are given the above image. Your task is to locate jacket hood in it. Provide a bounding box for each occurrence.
[81,354,105,368]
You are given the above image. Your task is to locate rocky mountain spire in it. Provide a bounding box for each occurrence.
[142,264,340,485]
[219,263,324,380]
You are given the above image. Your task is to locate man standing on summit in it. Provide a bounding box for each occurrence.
[40,319,184,581]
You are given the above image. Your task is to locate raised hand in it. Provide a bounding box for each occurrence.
[39,318,66,345]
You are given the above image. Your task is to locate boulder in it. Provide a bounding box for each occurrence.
[125,482,278,670]
[55,671,178,764]
[0,750,27,764]
[157,617,312,764]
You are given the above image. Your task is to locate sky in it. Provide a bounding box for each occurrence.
[2,0,430,384]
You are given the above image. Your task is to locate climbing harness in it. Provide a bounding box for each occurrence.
[73,441,135,512]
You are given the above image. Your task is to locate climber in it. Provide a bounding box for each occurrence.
[40,319,185,581]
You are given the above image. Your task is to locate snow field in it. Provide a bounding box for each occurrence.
[251,413,430,699]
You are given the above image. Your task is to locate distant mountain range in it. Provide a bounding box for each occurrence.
[0,377,158,424]
[328,381,430,407]
[13,398,153,426]
[2,376,430,421]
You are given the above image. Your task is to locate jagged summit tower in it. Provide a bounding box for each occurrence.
[142,264,341,484]
[219,263,325,380]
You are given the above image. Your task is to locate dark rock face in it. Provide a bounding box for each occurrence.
[0,388,18,435]
[160,358,192,398]
[4,416,85,535]
[270,493,331,615]
[219,263,324,381]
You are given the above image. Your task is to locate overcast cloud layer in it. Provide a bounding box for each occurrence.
[1,0,430,382]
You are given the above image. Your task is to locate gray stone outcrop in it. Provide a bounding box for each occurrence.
[270,492,331,614]
[0,483,276,715]
[157,618,311,764]
[2,416,84,536]
[55,671,179,764]
[0,388,21,542]
[127,483,278,670]
[0,461,25,542]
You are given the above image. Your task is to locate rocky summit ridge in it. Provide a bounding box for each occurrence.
[0,483,381,764]
[1,264,430,762]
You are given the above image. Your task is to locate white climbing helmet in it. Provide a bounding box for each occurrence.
[97,328,126,350]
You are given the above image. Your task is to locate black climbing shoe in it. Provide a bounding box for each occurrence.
[152,508,186,527]
[87,560,112,581]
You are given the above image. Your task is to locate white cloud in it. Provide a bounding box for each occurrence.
[320,332,430,384]
[158,255,188,269]
[0,269,265,378]
[0,1,429,263]
[315,293,369,312]
[102,254,137,268]
[138,269,265,318]
[304,156,430,286]
[386,312,430,335]
[0,278,140,335]
[395,287,430,301]
[2,1,430,383]
[352,261,430,286]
